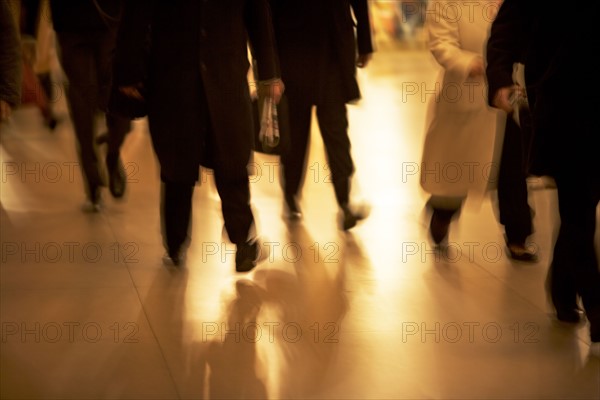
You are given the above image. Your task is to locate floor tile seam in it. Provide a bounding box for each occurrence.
[101,213,183,399]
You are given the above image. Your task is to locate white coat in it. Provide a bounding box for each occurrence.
[420,0,505,199]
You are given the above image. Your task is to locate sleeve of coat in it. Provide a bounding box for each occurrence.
[425,0,477,80]
[350,0,374,56]
[244,0,280,81]
[112,0,155,87]
[0,0,22,108]
[485,0,531,106]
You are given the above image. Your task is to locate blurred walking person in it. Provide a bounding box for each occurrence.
[113,0,283,271]
[50,0,131,211]
[420,0,504,245]
[269,0,374,230]
[486,0,600,343]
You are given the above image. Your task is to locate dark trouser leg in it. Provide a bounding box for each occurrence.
[316,101,353,207]
[214,169,254,246]
[56,33,103,198]
[497,116,533,244]
[548,175,600,315]
[37,73,54,104]
[105,112,130,198]
[105,114,130,155]
[427,196,463,244]
[161,180,194,256]
[95,29,131,156]
[280,93,312,199]
[36,72,57,128]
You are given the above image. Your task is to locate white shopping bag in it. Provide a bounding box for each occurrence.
[259,96,280,148]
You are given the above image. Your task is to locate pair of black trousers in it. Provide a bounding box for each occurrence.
[280,70,354,207]
[161,172,254,256]
[56,30,130,198]
[497,114,533,245]
[160,82,254,255]
[548,173,600,315]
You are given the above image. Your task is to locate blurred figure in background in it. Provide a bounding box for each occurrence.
[370,0,427,42]
[0,0,22,123]
[18,0,59,130]
[269,0,374,230]
[486,0,600,343]
[50,0,131,211]
[113,0,283,271]
[398,0,428,39]
[420,0,504,245]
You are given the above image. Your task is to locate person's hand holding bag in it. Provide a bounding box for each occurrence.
[257,78,284,104]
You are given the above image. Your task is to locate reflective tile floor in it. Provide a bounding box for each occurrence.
[1,39,599,399]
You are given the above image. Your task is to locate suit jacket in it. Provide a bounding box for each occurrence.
[486,0,599,178]
[113,0,280,182]
[269,0,373,103]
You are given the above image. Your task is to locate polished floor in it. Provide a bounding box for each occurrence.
[1,37,599,399]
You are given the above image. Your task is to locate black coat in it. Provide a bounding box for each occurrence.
[113,0,280,182]
[269,0,373,103]
[50,0,123,33]
[486,0,599,178]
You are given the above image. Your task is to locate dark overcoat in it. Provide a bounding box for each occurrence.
[113,0,279,182]
[486,0,599,179]
[269,0,373,104]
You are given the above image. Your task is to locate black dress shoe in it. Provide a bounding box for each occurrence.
[340,204,368,231]
[235,240,261,272]
[45,116,58,131]
[429,208,453,245]
[506,243,538,263]
[162,241,187,266]
[556,307,583,323]
[162,251,183,267]
[283,193,302,220]
[106,153,126,198]
[81,185,101,213]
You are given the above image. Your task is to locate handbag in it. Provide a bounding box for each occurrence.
[509,88,535,174]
